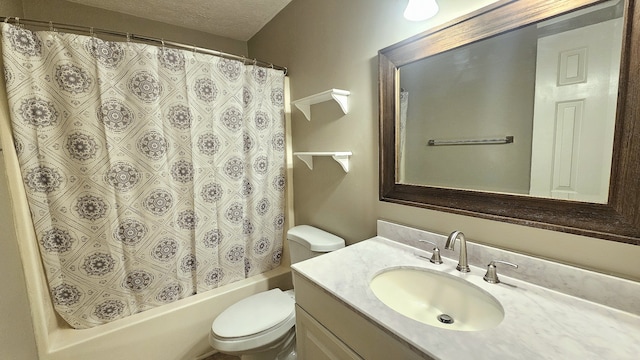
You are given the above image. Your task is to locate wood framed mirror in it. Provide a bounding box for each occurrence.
[379,0,640,245]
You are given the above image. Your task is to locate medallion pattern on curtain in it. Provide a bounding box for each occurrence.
[1,23,286,329]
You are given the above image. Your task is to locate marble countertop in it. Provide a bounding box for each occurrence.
[292,236,640,360]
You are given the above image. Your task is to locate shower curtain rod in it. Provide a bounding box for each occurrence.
[0,16,288,74]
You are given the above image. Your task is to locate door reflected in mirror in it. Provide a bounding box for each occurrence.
[397,1,624,204]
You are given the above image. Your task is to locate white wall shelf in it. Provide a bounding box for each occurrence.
[292,89,350,121]
[294,152,353,173]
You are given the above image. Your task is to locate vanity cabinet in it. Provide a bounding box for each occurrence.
[296,306,362,360]
[293,272,428,360]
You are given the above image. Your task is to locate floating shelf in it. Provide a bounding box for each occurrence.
[294,152,353,173]
[292,89,350,121]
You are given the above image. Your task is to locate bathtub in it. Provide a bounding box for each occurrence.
[0,138,293,360]
[2,151,293,360]
[39,267,292,360]
[0,79,295,360]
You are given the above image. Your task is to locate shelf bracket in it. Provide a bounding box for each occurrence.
[295,104,313,122]
[296,154,315,170]
[330,91,349,116]
[331,153,350,173]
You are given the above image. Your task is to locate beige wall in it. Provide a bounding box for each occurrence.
[0,3,37,360]
[249,0,640,281]
[0,0,23,17]
[400,25,536,194]
[0,157,38,359]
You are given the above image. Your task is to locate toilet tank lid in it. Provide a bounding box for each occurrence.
[287,225,345,252]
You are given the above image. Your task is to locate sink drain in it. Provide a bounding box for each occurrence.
[437,314,454,324]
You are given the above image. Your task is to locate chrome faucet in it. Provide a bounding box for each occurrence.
[445,231,470,273]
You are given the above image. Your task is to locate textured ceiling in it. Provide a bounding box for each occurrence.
[65,0,292,41]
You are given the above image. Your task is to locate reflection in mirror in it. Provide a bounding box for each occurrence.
[379,0,640,245]
[397,1,624,204]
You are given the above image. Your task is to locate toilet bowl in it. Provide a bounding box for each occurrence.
[209,225,345,360]
[209,289,296,360]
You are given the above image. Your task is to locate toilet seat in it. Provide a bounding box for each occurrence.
[209,288,296,353]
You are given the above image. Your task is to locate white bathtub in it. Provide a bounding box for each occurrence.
[41,268,293,360]
[4,169,293,360]
[0,148,293,360]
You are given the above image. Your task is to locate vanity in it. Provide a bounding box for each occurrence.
[292,221,640,359]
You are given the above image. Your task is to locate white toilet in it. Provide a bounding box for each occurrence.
[209,225,345,360]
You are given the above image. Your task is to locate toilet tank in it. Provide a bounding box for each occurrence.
[286,225,345,264]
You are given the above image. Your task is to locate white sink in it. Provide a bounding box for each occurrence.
[370,267,504,331]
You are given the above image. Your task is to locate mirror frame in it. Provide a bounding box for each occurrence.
[379,0,640,245]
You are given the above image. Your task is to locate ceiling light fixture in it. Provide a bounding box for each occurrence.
[404,0,440,21]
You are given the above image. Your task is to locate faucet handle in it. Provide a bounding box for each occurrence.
[483,260,518,284]
[417,239,443,264]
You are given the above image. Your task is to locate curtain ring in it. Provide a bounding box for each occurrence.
[193,45,197,54]
[284,67,288,76]
[161,39,165,51]
[126,32,131,42]
[3,17,10,24]
[251,59,258,75]
[15,17,19,26]
[89,27,95,38]
[49,21,58,34]
[269,63,274,69]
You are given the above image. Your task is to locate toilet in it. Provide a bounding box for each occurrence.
[209,225,345,360]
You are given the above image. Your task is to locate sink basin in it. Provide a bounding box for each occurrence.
[370,267,504,331]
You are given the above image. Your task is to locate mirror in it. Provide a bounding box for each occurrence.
[379,0,640,245]
[398,1,623,203]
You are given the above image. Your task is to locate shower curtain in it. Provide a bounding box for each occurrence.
[1,23,286,329]
[398,90,409,183]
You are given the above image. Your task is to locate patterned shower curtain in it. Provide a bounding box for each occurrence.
[1,23,286,329]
